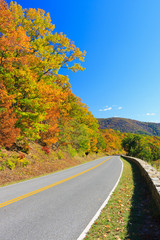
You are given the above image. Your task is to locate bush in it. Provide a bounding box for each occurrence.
[0,153,7,158]
[15,158,29,167]
[57,150,64,159]
[5,154,29,168]
[68,145,77,157]
[7,160,15,170]
[0,164,5,171]
[51,151,58,160]
[42,146,50,154]
[16,139,30,153]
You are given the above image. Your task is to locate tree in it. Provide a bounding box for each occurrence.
[0,84,20,147]
[0,0,86,142]
[122,134,153,161]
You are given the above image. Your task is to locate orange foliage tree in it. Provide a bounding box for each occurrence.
[0,0,106,154]
[0,0,86,144]
[101,129,125,155]
[0,84,20,147]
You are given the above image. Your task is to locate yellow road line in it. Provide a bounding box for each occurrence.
[0,157,112,208]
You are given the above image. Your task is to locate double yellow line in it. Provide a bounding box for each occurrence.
[0,157,112,208]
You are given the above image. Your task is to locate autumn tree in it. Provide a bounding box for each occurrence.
[0,0,109,155]
[0,0,86,144]
[122,133,160,162]
[0,84,20,147]
[100,129,124,155]
[58,92,101,153]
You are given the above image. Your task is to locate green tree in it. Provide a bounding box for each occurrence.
[122,134,153,161]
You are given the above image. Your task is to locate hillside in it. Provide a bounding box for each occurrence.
[97,117,160,136]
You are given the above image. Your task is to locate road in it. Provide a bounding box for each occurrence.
[0,156,122,240]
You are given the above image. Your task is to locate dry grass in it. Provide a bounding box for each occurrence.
[0,143,105,186]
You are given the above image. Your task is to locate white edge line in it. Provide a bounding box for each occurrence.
[77,157,124,240]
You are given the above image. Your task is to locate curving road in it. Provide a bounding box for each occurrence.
[0,156,122,240]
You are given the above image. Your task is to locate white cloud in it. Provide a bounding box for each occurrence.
[146,113,156,116]
[99,105,123,112]
[104,107,112,111]
[99,106,112,111]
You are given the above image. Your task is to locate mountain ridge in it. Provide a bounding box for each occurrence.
[97,117,160,136]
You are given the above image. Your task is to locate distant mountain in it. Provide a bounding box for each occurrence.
[97,117,160,136]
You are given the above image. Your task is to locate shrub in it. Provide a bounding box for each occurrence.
[23,159,29,167]
[16,139,30,154]
[42,146,50,154]
[57,150,64,159]
[7,160,15,170]
[51,151,58,160]
[15,158,29,167]
[0,164,5,171]
[0,153,7,158]
[68,145,77,157]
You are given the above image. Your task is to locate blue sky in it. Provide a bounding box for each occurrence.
[8,0,160,123]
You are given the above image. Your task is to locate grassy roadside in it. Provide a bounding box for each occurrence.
[85,157,160,240]
[0,143,106,186]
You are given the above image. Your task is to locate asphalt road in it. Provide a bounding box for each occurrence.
[0,156,122,240]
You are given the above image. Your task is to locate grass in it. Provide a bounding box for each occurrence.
[0,143,106,186]
[85,157,160,240]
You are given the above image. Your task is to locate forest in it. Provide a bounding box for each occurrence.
[98,117,160,136]
[0,0,102,153]
[0,0,159,180]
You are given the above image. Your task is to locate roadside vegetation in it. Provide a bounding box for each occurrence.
[0,143,106,186]
[85,158,160,240]
[0,0,160,186]
[0,0,126,185]
[0,1,160,239]
[122,134,160,171]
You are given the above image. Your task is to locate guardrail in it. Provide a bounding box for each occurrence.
[121,155,160,214]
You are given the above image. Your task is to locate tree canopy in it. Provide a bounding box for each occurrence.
[0,0,104,154]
